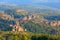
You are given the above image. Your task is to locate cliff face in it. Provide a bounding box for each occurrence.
[12,20,24,32]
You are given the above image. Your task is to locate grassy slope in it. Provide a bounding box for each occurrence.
[0,31,60,40]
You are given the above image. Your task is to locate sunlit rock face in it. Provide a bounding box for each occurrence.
[15,9,28,15]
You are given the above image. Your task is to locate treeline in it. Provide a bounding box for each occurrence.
[0,31,60,40]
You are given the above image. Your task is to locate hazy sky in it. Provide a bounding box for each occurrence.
[0,0,60,9]
[0,0,60,4]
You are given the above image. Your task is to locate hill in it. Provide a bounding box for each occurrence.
[0,4,60,36]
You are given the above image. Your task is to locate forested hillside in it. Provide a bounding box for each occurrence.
[0,5,60,40]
